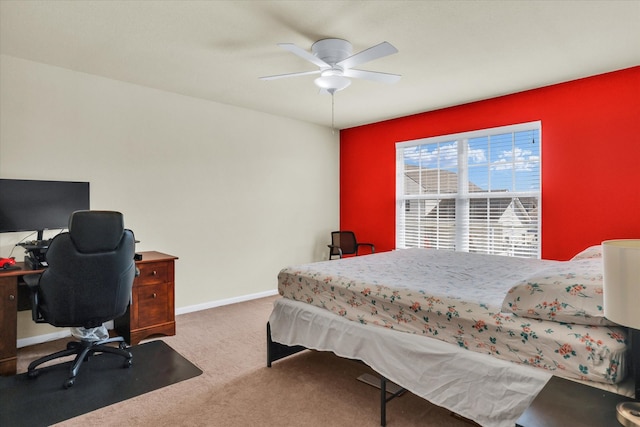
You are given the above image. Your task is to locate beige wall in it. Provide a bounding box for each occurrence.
[0,55,339,341]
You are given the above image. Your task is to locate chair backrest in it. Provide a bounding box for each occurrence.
[330,231,358,256]
[36,210,136,328]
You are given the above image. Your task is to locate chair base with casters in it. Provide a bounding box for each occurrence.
[27,335,133,388]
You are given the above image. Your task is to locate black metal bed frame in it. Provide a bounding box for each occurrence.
[266,322,406,426]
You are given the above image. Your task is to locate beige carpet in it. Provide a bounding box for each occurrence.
[16,296,474,426]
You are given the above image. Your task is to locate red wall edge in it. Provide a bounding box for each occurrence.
[339,66,640,260]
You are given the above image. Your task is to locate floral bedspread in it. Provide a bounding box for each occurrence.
[277,248,628,384]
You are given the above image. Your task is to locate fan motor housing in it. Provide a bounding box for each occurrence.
[312,39,352,65]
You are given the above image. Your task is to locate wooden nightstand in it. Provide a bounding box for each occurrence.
[516,376,633,427]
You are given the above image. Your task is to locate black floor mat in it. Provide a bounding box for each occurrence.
[0,340,202,427]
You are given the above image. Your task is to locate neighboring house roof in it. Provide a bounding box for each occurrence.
[424,197,538,226]
[404,167,484,194]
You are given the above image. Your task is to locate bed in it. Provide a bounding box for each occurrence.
[267,247,632,427]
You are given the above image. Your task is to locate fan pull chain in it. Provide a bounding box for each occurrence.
[331,93,335,134]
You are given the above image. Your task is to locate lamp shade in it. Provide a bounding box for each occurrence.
[602,239,640,329]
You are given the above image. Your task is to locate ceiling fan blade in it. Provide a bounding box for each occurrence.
[278,43,329,68]
[343,69,401,84]
[337,41,398,69]
[259,70,321,81]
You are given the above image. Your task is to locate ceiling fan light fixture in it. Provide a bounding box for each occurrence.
[314,75,351,92]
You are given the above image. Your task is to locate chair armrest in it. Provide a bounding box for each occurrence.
[23,274,45,323]
[355,243,375,255]
[23,273,40,289]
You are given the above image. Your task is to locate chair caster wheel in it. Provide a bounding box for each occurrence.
[124,358,133,368]
[64,378,75,388]
[27,369,39,378]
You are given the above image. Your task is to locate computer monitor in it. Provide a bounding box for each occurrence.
[0,179,90,240]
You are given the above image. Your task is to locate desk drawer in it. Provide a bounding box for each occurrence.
[0,277,18,361]
[136,262,169,285]
[136,283,170,328]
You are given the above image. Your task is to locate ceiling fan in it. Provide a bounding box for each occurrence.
[260,38,401,94]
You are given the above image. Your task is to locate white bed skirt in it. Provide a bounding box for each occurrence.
[269,297,552,427]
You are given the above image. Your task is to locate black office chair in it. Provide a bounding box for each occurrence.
[328,231,375,260]
[24,210,137,388]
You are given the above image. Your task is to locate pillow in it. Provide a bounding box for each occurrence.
[571,245,602,260]
[501,258,615,326]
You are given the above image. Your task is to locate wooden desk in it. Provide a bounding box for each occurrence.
[516,376,632,427]
[0,251,177,376]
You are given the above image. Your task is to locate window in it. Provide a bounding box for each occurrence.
[396,122,541,258]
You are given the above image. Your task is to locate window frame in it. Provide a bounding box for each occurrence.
[395,121,542,258]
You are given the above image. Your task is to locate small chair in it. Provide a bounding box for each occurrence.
[328,231,375,259]
[24,210,137,388]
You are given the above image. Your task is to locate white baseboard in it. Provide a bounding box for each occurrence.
[175,289,279,315]
[17,289,279,348]
[17,329,71,349]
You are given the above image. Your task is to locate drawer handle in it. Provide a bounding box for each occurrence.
[9,294,15,301]
[152,293,157,299]
[152,271,158,276]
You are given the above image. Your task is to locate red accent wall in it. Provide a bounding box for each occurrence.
[340,66,640,260]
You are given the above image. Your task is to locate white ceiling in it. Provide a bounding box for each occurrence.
[1,1,639,129]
